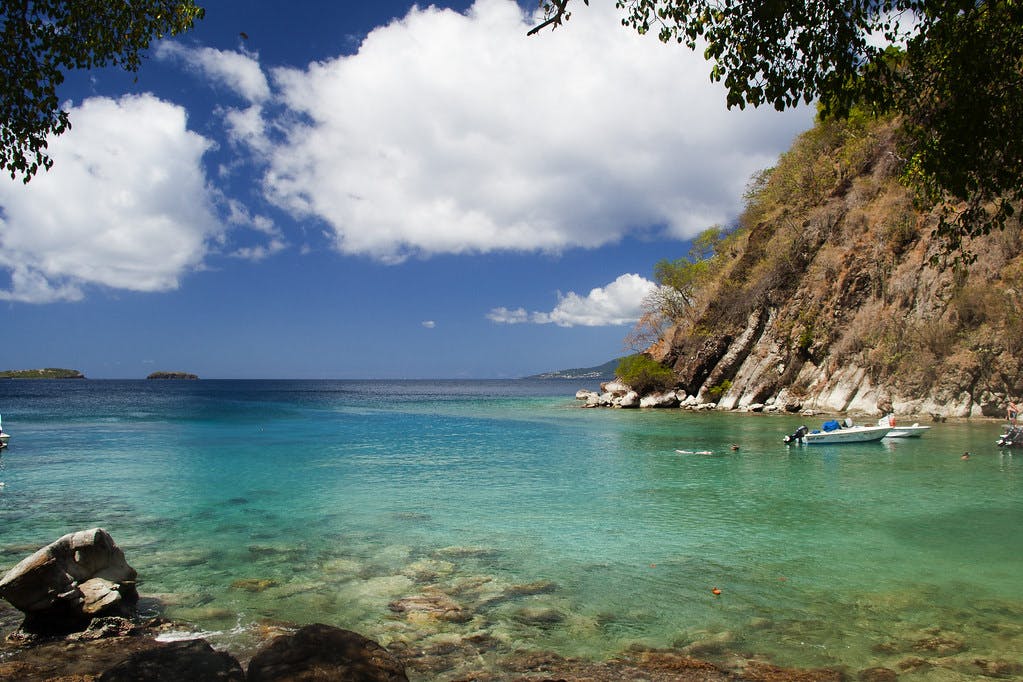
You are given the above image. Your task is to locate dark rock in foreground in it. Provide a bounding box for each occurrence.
[247,623,408,682]
[0,620,409,682]
[99,638,245,681]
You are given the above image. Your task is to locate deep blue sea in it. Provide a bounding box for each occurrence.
[1,380,1021,677]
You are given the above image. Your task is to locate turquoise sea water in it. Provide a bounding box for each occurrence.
[1,380,1021,677]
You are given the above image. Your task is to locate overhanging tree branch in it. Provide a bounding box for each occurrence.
[528,0,1023,256]
[0,0,205,182]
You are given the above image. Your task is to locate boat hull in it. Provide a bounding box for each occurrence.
[885,425,930,438]
[803,425,892,444]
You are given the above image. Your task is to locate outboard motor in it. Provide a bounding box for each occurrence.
[998,425,1023,448]
[784,425,809,444]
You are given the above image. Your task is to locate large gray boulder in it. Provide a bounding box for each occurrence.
[0,528,138,634]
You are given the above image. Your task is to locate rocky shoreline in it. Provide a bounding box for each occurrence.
[576,379,824,415]
[574,380,970,424]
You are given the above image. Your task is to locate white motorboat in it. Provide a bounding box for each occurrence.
[877,415,930,438]
[785,418,891,444]
[805,424,891,443]
[0,413,8,444]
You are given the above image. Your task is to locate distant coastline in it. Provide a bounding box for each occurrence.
[0,368,85,379]
[526,358,620,381]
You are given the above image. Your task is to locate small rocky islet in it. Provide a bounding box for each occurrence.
[2,529,1019,680]
[0,368,85,379]
[146,371,199,380]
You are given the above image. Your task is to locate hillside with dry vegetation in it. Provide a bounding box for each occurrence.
[636,114,1022,417]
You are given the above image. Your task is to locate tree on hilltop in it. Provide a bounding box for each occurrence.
[0,0,205,182]
[531,0,1023,257]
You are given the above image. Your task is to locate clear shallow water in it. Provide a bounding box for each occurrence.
[1,380,1021,676]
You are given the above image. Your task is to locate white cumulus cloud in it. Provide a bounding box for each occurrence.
[0,95,222,303]
[156,42,270,104]
[489,273,656,327]
[260,0,809,263]
[487,307,530,324]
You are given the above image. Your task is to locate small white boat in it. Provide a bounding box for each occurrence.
[804,424,891,444]
[785,418,891,444]
[877,415,930,438]
[0,413,8,444]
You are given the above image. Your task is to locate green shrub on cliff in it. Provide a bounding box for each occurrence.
[616,354,676,395]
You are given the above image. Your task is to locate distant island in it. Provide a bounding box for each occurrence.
[146,372,199,380]
[0,368,85,379]
[527,358,621,380]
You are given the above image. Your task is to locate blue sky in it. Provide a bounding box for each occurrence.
[0,1,811,379]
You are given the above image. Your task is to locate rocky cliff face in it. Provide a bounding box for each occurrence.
[646,117,1022,418]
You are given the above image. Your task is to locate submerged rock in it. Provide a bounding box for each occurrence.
[229,578,278,593]
[432,545,500,560]
[388,589,471,624]
[512,605,566,626]
[910,629,968,656]
[402,558,455,583]
[739,660,845,681]
[681,630,736,657]
[501,579,559,598]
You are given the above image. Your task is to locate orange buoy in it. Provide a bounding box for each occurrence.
[711,587,722,595]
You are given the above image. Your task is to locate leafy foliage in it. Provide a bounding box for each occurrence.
[0,0,205,181]
[706,379,731,400]
[615,353,676,394]
[651,225,726,319]
[894,1,1023,255]
[625,225,731,355]
[532,0,1023,254]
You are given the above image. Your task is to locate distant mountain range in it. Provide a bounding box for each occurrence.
[526,358,621,380]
